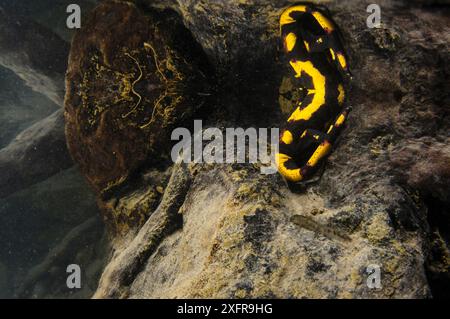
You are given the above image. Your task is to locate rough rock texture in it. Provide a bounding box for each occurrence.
[94,162,190,298]
[105,164,429,298]
[63,0,450,298]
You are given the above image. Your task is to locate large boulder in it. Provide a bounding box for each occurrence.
[64,1,211,204]
[63,0,449,298]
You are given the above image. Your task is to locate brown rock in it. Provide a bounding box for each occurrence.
[64,1,211,196]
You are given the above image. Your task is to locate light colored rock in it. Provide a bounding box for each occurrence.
[76,0,449,298]
[0,9,69,105]
[0,109,72,199]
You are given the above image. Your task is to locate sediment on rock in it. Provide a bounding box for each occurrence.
[94,162,191,298]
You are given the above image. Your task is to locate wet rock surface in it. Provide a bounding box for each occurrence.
[0,3,74,197]
[81,0,449,298]
[0,0,447,299]
[64,1,211,205]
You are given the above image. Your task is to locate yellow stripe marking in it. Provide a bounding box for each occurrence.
[303,40,310,52]
[276,153,303,182]
[337,52,347,70]
[336,113,346,126]
[312,11,334,32]
[288,60,326,122]
[307,141,332,167]
[280,5,308,26]
[327,125,334,134]
[330,48,336,60]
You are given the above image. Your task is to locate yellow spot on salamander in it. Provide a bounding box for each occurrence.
[287,60,326,122]
[276,153,304,182]
[337,52,347,70]
[280,5,308,27]
[303,40,310,52]
[281,130,294,144]
[329,48,336,60]
[307,141,332,167]
[336,113,346,126]
[338,84,345,105]
[285,33,297,52]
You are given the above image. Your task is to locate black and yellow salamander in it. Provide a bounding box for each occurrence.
[276,3,352,184]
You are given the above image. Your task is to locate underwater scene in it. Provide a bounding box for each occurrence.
[0,0,448,300]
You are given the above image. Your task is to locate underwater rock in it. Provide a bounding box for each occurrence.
[94,162,191,298]
[0,166,106,298]
[17,216,108,298]
[0,110,72,199]
[97,165,172,243]
[148,0,295,73]
[64,1,211,200]
[0,6,73,198]
[95,162,430,298]
[390,137,450,203]
[88,0,450,298]
[0,8,68,105]
[0,65,60,149]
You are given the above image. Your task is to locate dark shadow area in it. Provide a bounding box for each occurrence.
[424,194,450,299]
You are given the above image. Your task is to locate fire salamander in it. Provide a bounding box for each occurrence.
[276,3,352,185]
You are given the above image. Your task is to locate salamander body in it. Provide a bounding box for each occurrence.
[276,3,352,183]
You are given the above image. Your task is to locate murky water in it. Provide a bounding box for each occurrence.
[0,0,108,298]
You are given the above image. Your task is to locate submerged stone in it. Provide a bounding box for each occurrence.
[65,1,211,199]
